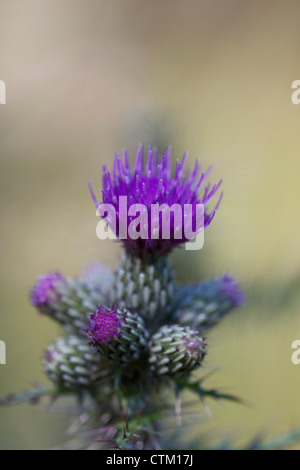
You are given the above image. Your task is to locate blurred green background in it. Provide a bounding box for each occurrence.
[1,0,300,449]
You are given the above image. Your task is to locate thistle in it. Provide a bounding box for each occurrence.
[1,144,247,450]
[42,335,109,391]
[173,275,244,331]
[86,305,149,365]
[31,269,112,332]
[149,325,206,377]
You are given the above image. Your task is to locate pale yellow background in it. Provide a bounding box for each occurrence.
[0,0,300,449]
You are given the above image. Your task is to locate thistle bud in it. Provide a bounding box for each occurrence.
[31,271,112,332]
[31,272,65,312]
[112,253,176,324]
[87,305,149,365]
[174,276,244,331]
[43,335,107,391]
[149,324,206,377]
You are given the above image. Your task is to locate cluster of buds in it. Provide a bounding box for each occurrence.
[28,145,244,448]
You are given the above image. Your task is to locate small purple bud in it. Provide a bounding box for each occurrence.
[30,272,65,310]
[86,305,148,365]
[87,305,123,347]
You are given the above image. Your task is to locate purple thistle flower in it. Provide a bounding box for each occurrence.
[87,305,123,347]
[30,272,65,310]
[89,145,223,258]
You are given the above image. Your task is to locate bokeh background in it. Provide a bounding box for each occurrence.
[1,0,300,449]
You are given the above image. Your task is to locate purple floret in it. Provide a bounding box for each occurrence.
[87,305,123,347]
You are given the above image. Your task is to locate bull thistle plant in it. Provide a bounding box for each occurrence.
[1,145,246,450]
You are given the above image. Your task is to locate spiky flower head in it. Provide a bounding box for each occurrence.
[89,145,222,259]
[43,335,108,391]
[112,253,176,326]
[149,324,206,377]
[31,269,113,332]
[173,275,244,331]
[87,305,149,365]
